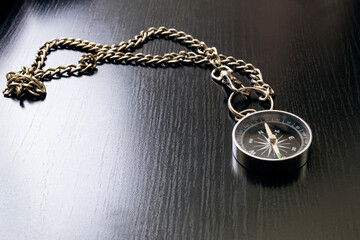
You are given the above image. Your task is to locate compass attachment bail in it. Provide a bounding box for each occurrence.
[228,87,274,121]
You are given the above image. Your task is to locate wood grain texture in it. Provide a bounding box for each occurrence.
[0,0,359,239]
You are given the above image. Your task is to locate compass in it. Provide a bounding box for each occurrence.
[232,110,312,173]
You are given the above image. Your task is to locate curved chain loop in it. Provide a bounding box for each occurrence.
[3,26,274,118]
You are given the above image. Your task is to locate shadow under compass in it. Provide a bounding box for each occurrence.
[231,156,307,187]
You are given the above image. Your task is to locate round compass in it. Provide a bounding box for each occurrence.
[232,110,312,173]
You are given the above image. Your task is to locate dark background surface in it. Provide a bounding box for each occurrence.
[0,0,359,239]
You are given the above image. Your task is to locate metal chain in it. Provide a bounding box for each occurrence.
[3,26,274,119]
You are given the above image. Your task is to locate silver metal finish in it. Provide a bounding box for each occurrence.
[232,110,312,173]
[3,27,274,120]
[227,87,274,120]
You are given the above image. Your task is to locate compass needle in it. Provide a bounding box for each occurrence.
[264,123,282,159]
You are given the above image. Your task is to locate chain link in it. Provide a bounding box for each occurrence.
[3,26,274,118]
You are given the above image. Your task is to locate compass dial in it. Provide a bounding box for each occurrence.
[232,110,312,172]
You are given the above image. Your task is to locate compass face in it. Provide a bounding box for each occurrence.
[232,110,312,164]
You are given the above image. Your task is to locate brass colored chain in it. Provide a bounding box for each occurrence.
[3,27,274,118]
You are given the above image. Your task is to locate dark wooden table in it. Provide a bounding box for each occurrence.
[0,0,359,239]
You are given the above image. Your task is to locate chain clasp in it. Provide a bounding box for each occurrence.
[211,66,246,93]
